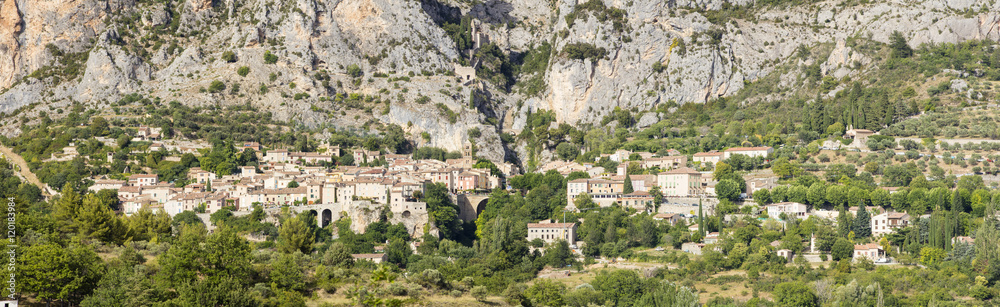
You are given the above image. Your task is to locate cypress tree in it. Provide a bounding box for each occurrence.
[698,198,705,237]
[623,174,634,194]
[837,206,853,237]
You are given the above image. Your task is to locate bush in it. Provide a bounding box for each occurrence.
[221,51,237,63]
[652,61,665,73]
[467,128,481,138]
[264,50,278,64]
[208,80,226,93]
[237,66,250,77]
[471,286,488,302]
[563,43,608,61]
[347,64,363,78]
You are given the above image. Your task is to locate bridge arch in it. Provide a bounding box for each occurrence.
[321,209,333,227]
[455,194,490,223]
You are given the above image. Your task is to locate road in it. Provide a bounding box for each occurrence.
[0,144,51,196]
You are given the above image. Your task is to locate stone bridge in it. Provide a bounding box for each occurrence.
[453,193,490,223]
[213,203,346,230]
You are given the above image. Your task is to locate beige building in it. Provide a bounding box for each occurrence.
[653,213,684,226]
[566,178,623,207]
[128,174,159,186]
[526,220,577,244]
[693,152,724,165]
[642,156,687,170]
[853,243,884,261]
[657,168,703,196]
[352,253,388,264]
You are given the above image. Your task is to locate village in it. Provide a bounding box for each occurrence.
[64,123,933,267]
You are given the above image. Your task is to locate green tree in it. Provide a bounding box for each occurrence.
[623,174,634,194]
[172,211,204,230]
[287,181,299,188]
[753,188,771,205]
[807,183,826,206]
[90,116,109,136]
[203,228,253,284]
[423,183,463,240]
[339,154,355,166]
[270,253,306,291]
[573,193,597,210]
[322,242,355,268]
[20,243,104,305]
[774,282,818,307]
[649,186,664,205]
[592,270,643,306]
[546,240,574,268]
[385,238,412,268]
[716,179,741,201]
[117,134,131,149]
[525,279,566,307]
[279,214,315,254]
[77,193,130,244]
[556,142,580,161]
[832,238,853,261]
[889,31,913,59]
[636,280,699,307]
[837,207,853,237]
[853,207,871,239]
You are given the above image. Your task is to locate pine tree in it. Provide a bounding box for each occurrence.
[623,174,634,194]
[853,206,871,239]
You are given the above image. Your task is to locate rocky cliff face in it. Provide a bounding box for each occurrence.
[1,0,998,167]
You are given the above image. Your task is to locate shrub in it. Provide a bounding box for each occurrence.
[347,64,363,78]
[208,80,226,93]
[221,51,237,63]
[652,61,665,73]
[563,43,608,61]
[264,50,278,64]
[471,286,488,302]
[237,66,250,77]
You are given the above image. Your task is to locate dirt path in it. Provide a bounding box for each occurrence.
[0,144,50,196]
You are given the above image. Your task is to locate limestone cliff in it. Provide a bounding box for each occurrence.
[1,0,999,168]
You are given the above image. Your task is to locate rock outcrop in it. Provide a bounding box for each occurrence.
[2,0,1000,168]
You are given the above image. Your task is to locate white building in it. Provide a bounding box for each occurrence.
[723,146,773,159]
[762,202,810,220]
[871,211,910,236]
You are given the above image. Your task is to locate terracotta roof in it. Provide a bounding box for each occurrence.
[119,186,141,193]
[854,243,881,250]
[887,212,909,219]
